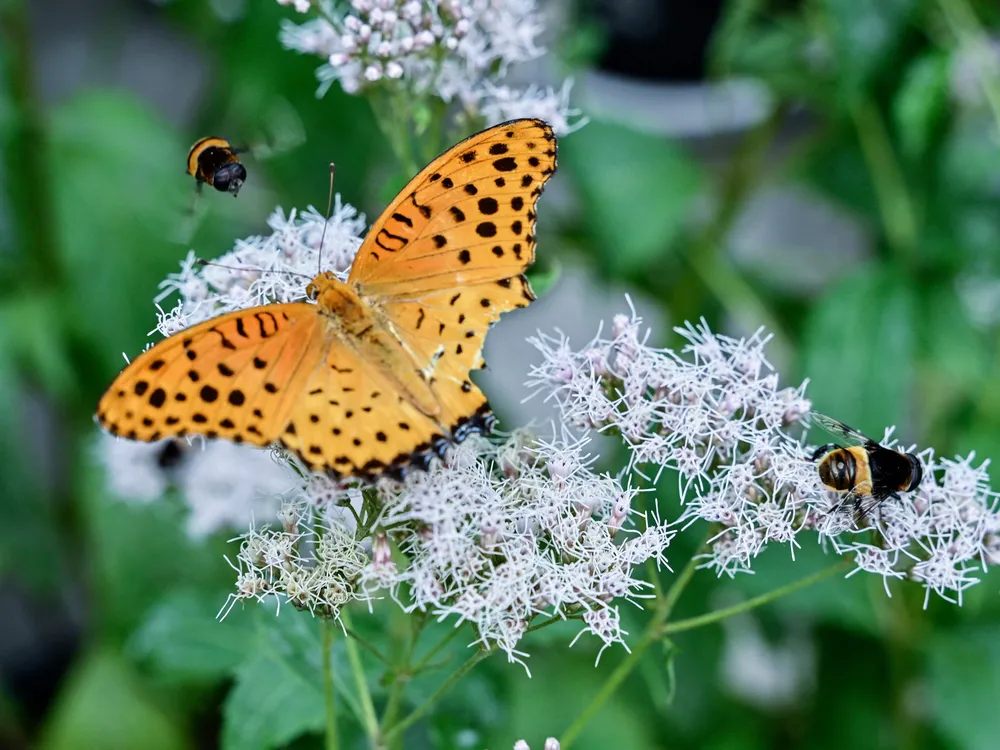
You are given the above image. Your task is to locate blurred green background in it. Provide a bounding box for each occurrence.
[3,0,1000,748]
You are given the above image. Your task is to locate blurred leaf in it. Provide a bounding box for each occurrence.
[562,119,704,276]
[377,170,412,207]
[730,542,877,634]
[800,132,881,224]
[82,458,233,642]
[130,589,256,682]
[712,12,830,103]
[893,51,949,161]
[47,91,192,380]
[0,290,77,399]
[940,113,1000,199]
[801,264,917,435]
[926,625,1000,750]
[920,283,988,392]
[39,648,189,750]
[820,0,918,101]
[221,609,328,750]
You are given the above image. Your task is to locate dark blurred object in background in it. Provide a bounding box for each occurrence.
[594,0,724,81]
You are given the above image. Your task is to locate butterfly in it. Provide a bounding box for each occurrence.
[97,119,557,482]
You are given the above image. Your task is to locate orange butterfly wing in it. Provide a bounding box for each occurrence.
[96,304,325,445]
[274,342,472,481]
[348,118,556,435]
[99,119,557,482]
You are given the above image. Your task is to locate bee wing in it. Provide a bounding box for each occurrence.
[809,412,881,450]
[238,97,306,161]
[827,486,890,529]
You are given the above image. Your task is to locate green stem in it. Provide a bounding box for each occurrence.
[380,649,490,745]
[560,546,704,749]
[322,619,340,750]
[378,613,425,750]
[0,0,61,288]
[850,97,918,261]
[341,612,379,744]
[410,622,467,675]
[561,553,847,749]
[662,560,848,635]
[343,625,391,668]
[369,89,419,177]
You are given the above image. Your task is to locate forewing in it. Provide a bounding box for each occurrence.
[96,304,325,446]
[347,118,556,297]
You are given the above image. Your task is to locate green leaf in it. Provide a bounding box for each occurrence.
[820,0,919,101]
[47,91,196,377]
[921,283,988,393]
[81,458,233,642]
[39,649,189,750]
[562,119,704,276]
[893,51,949,161]
[130,589,256,682]
[926,625,1000,750]
[221,609,328,750]
[801,264,917,436]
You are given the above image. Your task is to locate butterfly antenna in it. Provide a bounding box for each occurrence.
[317,162,336,275]
[195,258,311,281]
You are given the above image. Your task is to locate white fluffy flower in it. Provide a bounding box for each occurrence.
[278,0,585,135]
[527,305,1000,604]
[221,431,673,665]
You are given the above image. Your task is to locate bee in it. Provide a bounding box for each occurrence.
[187,137,247,196]
[810,413,923,518]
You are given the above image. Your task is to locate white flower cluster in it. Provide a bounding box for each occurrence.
[97,434,299,538]
[278,0,584,134]
[155,201,366,334]
[380,432,671,667]
[222,432,673,667]
[527,307,1000,604]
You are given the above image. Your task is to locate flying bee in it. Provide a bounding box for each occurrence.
[810,413,923,520]
[187,137,248,196]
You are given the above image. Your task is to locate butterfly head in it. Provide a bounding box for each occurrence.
[305,271,339,301]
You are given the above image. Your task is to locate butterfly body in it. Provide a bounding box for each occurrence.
[99,119,556,482]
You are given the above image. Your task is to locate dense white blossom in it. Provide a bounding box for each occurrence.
[98,434,300,538]
[278,0,584,134]
[222,432,673,666]
[527,307,1000,604]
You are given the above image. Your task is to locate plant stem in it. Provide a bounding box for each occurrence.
[560,545,704,749]
[0,0,61,288]
[322,618,340,750]
[342,612,379,744]
[850,97,918,261]
[344,625,391,668]
[380,649,490,745]
[378,612,425,750]
[370,89,419,177]
[561,553,848,748]
[662,560,848,635]
[410,623,466,675]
